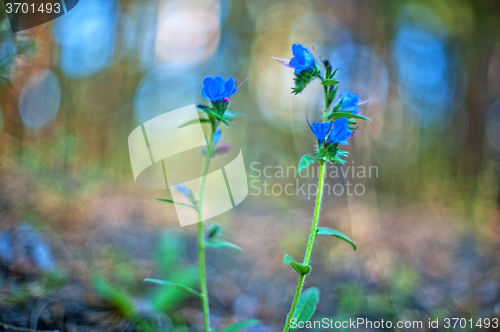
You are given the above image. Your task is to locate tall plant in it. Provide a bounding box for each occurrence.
[273,44,370,331]
[151,76,258,332]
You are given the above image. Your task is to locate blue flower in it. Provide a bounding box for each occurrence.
[273,43,317,75]
[308,120,332,143]
[335,90,368,114]
[201,76,238,102]
[175,184,191,198]
[328,117,352,145]
[213,130,221,143]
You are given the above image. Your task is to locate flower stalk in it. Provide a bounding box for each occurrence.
[282,78,330,332]
[155,75,246,332]
[197,119,216,332]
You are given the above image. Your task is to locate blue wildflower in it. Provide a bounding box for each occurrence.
[328,117,353,145]
[307,119,332,143]
[335,90,369,114]
[272,43,317,75]
[175,184,191,198]
[201,76,238,102]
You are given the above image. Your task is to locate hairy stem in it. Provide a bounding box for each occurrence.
[282,81,331,332]
[282,162,326,332]
[198,122,215,332]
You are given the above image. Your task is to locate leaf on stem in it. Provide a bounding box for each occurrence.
[328,112,371,122]
[297,155,321,173]
[155,199,197,211]
[321,79,339,86]
[283,254,311,275]
[206,238,242,251]
[179,118,211,128]
[219,319,260,332]
[291,287,320,330]
[316,227,357,250]
[144,278,203,298]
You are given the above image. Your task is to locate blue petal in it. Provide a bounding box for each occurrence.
[213,76,225,100]
[337,90,360,110]
[292,44,306,63]
[329,117,352,144]
[208,81,219,101]
[289,57,303,68]
[309,121,332,142]
[302,49,316,69]
[201,86,210,100]
[223,77,237,98]
[202,76,213,86]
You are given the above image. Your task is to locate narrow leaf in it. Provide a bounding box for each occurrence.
[92,275,137,317]
[219,319,260,332]
[179,118,211,128]
[291,287,320,329]
[283,254,311,275]
[144,278,203,298]
[329,112,371,122]
[316,227,357,250]
[206,238,242,251]
[297,155,321,173]
[322,79,339,86]
[155,198,197,210]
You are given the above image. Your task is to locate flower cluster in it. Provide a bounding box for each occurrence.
[308,117,353,164]
[198,75,243,126]
[274,43,370,167]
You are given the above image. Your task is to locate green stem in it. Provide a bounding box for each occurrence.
[282,161,326,332]
[198,121,215,332]
[282,79,331,332]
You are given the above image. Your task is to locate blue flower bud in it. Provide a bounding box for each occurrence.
[213,130,222,143]
[175,184,191,198]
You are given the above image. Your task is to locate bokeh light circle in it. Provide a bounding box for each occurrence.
[19,70,61,129]
[53,0,116,77]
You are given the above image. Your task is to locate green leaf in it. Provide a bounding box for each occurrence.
[92,275,137,318]
[316,227,357,250]
[144,278,203,298]
[322,79,339,86]
[219,319,260,332]
[329,112,371,122]
[283,254,311,275]
[206,238,242,251]
[155,198,197,210]
[297,155,321,173]
[291,287,320,329]
[179,118,211,128]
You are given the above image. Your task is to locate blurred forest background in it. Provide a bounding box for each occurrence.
[1,0,500,331]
